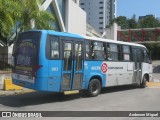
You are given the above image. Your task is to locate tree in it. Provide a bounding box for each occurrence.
[109,15,160,60]
[0,0,20,42]
[0,0,55,45]
[109,16,129,29]
[138,16,160,28]
[128,18,137,29]
[17,0,55,31]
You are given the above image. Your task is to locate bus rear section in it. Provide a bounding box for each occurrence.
[12,31,44,90]
[12,30,84,93]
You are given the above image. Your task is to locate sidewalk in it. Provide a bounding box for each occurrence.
[146,77,160,87]
[0,88,35,96]
[147,82,160,87]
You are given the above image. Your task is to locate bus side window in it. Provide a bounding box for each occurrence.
[122,45,131,61]
[104,44,111,60]
[50,40,59,59]
[108,43,118,61]
[91,41,104,60]
[85,40,91,59]
[46,35,59,59]
[63,42,72,70]
[75,43,82,70]
[143,49,150,63]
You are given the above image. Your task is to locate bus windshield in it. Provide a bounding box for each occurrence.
[13,31,41,77]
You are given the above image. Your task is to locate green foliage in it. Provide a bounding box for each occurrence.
[16,0,55,31]
[110,16,129,29]
[109,15,160,29]
[147,43,160,60]
[0,0,55,44]
[0,0,18,38]
[138,16,160,28]
[128,19,137,29]
[110,15,160,60]
[116,16,129,29]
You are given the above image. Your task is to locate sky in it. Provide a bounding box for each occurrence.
[117,0,160,19]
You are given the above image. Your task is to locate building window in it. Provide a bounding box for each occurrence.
[99,27,103,29]
[99,7,103,9]
[99,17,103,19]
[99,2,103,4]
[99,22,103,24]
[80,3,84,5]
[99,12,103,14]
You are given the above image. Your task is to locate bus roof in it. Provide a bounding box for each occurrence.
[84,36,146,48]
[26,30,145,48]
[25,30,83,39]
[46,30,84,39]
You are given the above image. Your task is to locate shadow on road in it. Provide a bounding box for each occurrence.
[153,65,160,73]
[0,85,138,108]
[101,85,137,94]
[0,91,82,107]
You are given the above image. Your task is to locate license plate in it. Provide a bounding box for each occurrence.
[12,73,35,83]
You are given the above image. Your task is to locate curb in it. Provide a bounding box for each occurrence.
[146,82,160,87]
[0,89,35,96]
[4,79,23,91]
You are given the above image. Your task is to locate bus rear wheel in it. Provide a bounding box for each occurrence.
[140,75,147,88]
[88,79,101,97]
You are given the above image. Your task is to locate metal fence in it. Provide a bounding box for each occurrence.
[0,54,13,74]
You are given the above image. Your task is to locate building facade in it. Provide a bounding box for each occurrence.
[80,0,116,34]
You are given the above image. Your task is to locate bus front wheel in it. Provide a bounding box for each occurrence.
[140,76,147,88]
[88,79,101,97]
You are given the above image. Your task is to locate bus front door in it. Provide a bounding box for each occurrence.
[132,48,142,84]
[62,40,83,91]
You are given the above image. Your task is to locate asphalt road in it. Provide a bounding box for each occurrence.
[0,86,160,120]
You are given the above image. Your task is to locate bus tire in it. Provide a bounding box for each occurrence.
[140,75,147,88]
[88,79,101,97]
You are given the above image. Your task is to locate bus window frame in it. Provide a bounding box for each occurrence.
[46,35,60,60]
[122,45,132,62]
[142,48,152,64]
[107,43,119,61]
[13,31,41,75]
[91,40,105,60]
[60,36,84,62]
[85,40,91,60]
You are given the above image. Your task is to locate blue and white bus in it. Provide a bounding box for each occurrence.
[12,30,152,97]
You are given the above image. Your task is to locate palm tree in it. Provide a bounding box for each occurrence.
[17,0,55,31]
[0,0,19,43]
[0,0,55,45]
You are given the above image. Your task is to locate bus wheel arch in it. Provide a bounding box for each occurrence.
[87,76,102,97]
[144,74,149,82]
[140,74,148,88]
